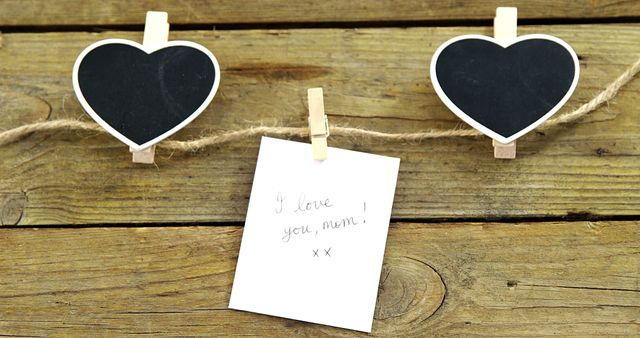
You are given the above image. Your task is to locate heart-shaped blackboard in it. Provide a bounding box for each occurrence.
[73,39,220,150]
[430,34,579,144]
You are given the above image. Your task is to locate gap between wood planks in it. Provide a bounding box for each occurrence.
[1,16,640,34]
[1,214,640,229]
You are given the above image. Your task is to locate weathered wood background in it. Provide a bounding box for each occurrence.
[0,1,638,336]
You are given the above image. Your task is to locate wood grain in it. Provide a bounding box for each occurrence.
[1,24,639,225]
[1,1,640,26]
[0,221,636,336]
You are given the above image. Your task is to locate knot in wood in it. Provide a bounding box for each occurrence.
[374,256,445,332]
[1,193,27,225]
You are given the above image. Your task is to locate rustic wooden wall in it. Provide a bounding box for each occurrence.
[0,1,638,336]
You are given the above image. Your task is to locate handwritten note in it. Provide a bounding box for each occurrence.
[229,137,400,332]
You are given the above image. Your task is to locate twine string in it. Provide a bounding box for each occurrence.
[1,56,639,151]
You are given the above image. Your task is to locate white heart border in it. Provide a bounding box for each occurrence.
[72,38,221,151]
[429,34,580,144]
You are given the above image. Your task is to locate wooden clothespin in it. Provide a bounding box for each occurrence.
[308,88,330,160]
[129,11,170,164]
[492,7,518,159]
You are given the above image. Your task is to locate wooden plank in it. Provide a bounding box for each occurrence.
[1,1,640,26]
[0,221,637,336]
[1,25,639,225]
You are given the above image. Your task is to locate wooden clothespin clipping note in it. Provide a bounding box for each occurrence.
[308,88,330,160]
[129,11,170,163]
[492,7,518,159]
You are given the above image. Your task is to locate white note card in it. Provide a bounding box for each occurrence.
[229,137,400,332]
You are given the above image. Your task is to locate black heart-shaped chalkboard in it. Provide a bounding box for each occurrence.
[430,34,579,144]
[73,39,220,150]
